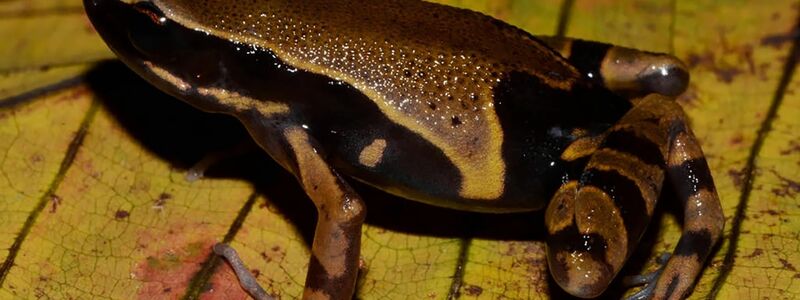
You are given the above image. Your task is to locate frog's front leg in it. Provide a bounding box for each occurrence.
[280,127,366,300]
[545,95,723,299]
[222,119,366,300]
[537,36,689,98]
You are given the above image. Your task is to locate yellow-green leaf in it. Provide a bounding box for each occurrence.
[1,0,798,299]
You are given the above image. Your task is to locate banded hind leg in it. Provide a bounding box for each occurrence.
[544,94,723,299]
[536,36,690,98]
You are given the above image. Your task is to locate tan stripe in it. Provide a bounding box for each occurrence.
[667,131,706,166]
[683,189,724,235]
[654,255,698,299]
[588,149,663,214]
[574,186,628,270]
[143,61,190,91]
[144,62,290,117]
[545,181,579,234]
[358,139,387,168]
[561,135,603,161]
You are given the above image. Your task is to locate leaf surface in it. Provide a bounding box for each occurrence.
[0,0,798,299]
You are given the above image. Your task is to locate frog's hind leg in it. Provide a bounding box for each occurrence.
[544,94,723,299]
[536,36,689,97]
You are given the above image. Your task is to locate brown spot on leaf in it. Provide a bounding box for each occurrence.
[744,248,764,258]
[780,259,797,272]
[780,139,800,155]
[771,172,800,198]
[728,168,746,189]
[502,242,549,292]
[761,28,800,48]
[30,153,44,163]
[684,37,756,83]
[714,66,743,83]
[153,193,172,208]
[729,134,744,146]
[115,210,130,219]
[463,284,484,296]
[686,52,714,69]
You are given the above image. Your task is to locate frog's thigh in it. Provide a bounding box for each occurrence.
[537,36,689,97]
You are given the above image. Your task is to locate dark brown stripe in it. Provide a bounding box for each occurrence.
[305,253,359,299]
[673,229,713,263]
[582,169,652,249]
[304,221,362,299]
[548,224,614,275]
[602,128,665,167]
[663,274,681,299]
[668,157,716,206]
[567,40,612,85]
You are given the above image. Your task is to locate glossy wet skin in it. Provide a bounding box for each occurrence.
[85,0,723,299]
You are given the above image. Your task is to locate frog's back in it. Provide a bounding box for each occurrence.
[155,0,598,209]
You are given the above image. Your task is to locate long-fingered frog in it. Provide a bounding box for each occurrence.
[83,0,724,299]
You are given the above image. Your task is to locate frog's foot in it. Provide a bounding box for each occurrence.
[622,253,670,300]
[184,140,256,182]
[214,243,275,300]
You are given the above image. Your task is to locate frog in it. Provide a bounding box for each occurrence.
[83,0,725,299]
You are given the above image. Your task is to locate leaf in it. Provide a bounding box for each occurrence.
[1,0,798,299]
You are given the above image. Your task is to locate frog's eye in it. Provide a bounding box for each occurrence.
[133,1,167,26]
[127,2,174,61]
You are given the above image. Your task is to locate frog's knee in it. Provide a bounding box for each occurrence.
[545,182,628,298]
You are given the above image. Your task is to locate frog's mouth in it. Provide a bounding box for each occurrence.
[85,0,221,100]
[85,0,172,66]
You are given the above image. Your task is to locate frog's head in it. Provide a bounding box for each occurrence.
[84,0,228,100]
